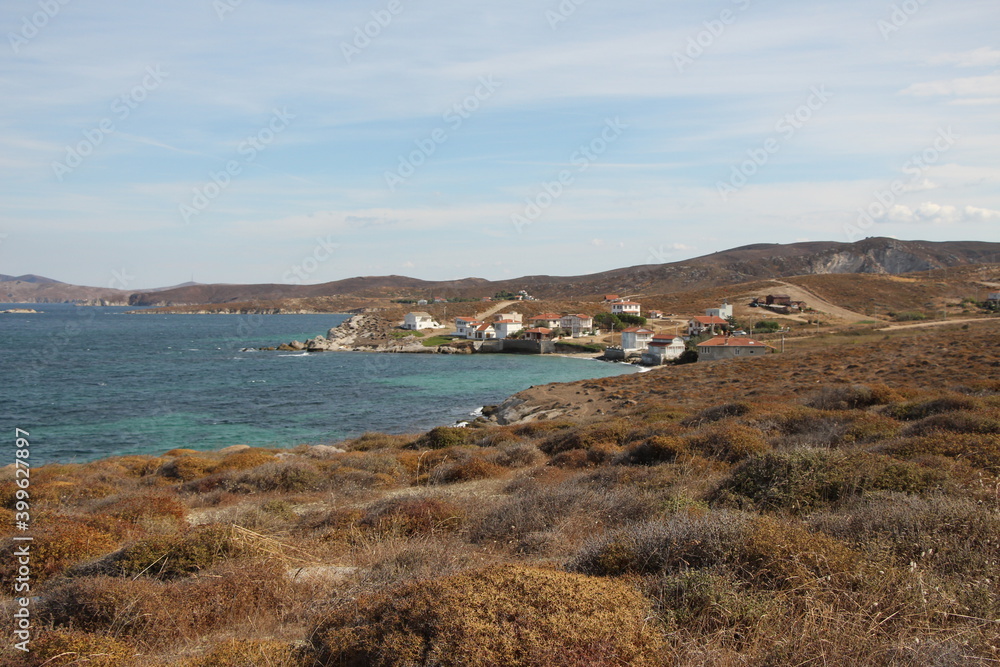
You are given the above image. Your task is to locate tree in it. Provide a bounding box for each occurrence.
[593,312,622,331]
[675,349,699,365]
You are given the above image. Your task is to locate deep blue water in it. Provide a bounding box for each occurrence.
[1,304,635,464]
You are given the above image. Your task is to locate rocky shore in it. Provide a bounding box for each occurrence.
[256,313,478,354]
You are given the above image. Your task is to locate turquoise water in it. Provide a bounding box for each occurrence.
[1,305,636,464]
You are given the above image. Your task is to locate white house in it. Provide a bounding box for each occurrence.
[470,323,496,340]
[611,301,641,317]
[492,319,524,340]
[530,313,563,328]
[403,312,437,331]
[687,315,729,337]
[559,314,594,338]
[620,327,655,351]
[494,312,523,324]
[988,292,1000,305]
[642,335,686,365]
[705,301,733,320]
[454,317,484,338]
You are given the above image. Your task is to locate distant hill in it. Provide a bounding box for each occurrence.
[0,274,64,284]
[126,238,1000,307]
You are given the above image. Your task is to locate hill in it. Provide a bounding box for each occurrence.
[125,238,1000,307]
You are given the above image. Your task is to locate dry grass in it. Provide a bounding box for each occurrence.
[3,326,999,664]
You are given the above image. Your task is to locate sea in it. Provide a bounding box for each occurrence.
[1,305,637,465]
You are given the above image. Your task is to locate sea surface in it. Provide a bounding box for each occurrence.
[1,304,637,464]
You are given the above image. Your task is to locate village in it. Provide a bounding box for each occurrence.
[398,292,802,366]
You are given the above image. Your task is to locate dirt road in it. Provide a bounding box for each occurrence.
[771,280,875,324]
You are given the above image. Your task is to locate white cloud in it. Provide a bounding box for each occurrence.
[901,72,1000,99]
[929,47,1000,68]
[880,202,1000,225]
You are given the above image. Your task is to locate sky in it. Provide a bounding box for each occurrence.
[1,0,998,289]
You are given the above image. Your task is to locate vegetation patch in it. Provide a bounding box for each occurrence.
[313,565,665,666]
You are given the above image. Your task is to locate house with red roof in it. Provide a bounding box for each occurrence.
[523,327,552,341]
[687,315,729,337]
[696,336,773,360]
[559,314,594,338]
[642,334,686,365]
[530,313,563,328]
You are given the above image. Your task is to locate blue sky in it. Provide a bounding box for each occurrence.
[1,0,998,289]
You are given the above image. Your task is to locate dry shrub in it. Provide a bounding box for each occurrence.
[716,449,949,512]
[159,455,218,481]
[313,565,665,666]
[809,493,1000,583]
[14,629,134,666]
[735,515,861,590]
[844,412,902,443]
[188,639,306,667]
[485,441,543,468]
[885,394,980,421]
[473,426,522,448]
[112,455,166,477]
[96,492,187,527]
[429,454,504,484]
[358,496,465,536]
[469,478,653,552]
[685,422,769,463]
[569,512,750,576]
[346,431,414,451]
[805,383,900,410]
[619,436,688,466]
[407,426,475,450]
[884,432,1000,473]
[352,533,484,592]
[113,524,242,579]
[0,515,129,586]
[682,401,753,426]
[221,461,325,494]
[214,448,279,472]
[537,419,633,455]
[549,449,592,468]
[901,410,1000,437]
[643,568,781,634]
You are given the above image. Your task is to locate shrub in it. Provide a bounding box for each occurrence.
[685,423,769,463]
[113,524,242,579]
[347,432,414,451]
[313,565,665,666]
[96,492,187,527]
[885,395,980,421]
[805,384,900,410]
[15,629,134,666]
[159,454,217,481]
[618,436,688,465]
[716,449,948,512]
[223,461,325,494]
[884,433,1000,473]
[214,448,278,472]
[643,569,781,633]
[432,457,504,484]
[682,402,752,426]
[537,419,633,455]
[569,512,750,576]
[39,575,168,639]
[734,515,860,589]
[901,410,1000,437]
[844,412,902,443]
[486,442,543,468]
[0,515,128,586]
[408,426,475,450]
[358,496,465,536]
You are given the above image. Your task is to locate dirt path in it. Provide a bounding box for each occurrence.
[475,300,518,321]
[772,280,875,324]
[876,317,988,332]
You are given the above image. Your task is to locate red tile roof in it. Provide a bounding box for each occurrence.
[613,301,640,306]
[691,316,728,325]
[525,327,552,334]
[531,313,562,320]
[622,327,654,333]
